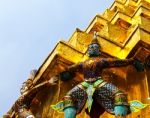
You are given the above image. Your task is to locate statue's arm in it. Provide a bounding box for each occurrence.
[58,62,83,81]
[102,58,134,67]
[102,58,144,71]
[21,80,56,107]
[144,55,150,69]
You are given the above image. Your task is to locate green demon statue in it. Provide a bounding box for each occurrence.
[51,32,149,118]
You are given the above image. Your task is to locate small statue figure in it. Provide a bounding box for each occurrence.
[3,70,58,118]
[51,32,149,118]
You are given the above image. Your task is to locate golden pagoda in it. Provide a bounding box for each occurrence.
[6,0,150,118]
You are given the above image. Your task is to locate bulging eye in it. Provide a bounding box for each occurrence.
[88,45,93,48]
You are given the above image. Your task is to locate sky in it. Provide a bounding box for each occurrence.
[0,0,113,116]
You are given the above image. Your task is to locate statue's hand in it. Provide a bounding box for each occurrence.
[114,105,128,116]
[13,96,25,112]
[60,71,74,81]
[133,59,144,72]
[48,75,59,85]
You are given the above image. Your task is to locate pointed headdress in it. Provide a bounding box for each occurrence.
[89,32,100,47]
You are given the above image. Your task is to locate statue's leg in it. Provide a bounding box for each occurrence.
[94,82,119,114]
[94,82,129,117]
[63,85,87,118]
[51,85,87,117]
[64,106,76,118]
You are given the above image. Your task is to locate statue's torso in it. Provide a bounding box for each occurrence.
[82,57,104,79]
